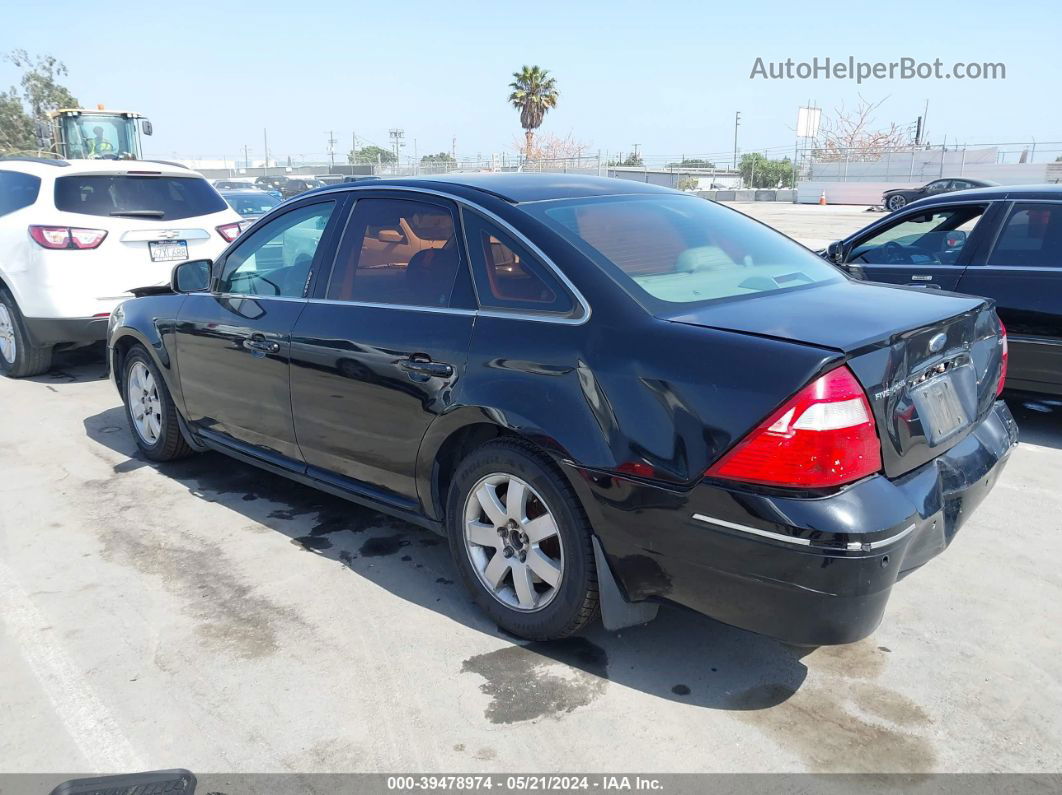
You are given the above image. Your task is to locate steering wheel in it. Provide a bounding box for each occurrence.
[881,240,913,264]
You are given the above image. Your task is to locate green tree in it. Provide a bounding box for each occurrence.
[420,151,456,165]
[739,152,794,188]
[668,158,715,168]
[508,65,558,161]
[608,153,643,167]
[1,51,78,155]
[349,145,395,164]
[0,89,34,153]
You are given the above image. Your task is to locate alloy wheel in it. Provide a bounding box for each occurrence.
[127,361,163,445]
[0,303,16,364]
[887,195,907,211]
[463,473,564,612]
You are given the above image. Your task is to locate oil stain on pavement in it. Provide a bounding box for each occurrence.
[461,638,608,724]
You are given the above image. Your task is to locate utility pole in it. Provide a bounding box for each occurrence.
[326,130,337,168]
[451,136,456,161]
[243,144,250,170]
[351,131,357,168]
[632,143,640,160]
[388,128,405,170]
[263,128,269,170]
[733,111,741,172]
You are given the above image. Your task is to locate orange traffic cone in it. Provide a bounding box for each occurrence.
[819,191,827,206]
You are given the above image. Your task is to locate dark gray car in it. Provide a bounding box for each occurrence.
[883,178,997,212]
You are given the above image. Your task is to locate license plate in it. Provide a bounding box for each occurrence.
[149,240,188,262]
[917,377,967,442]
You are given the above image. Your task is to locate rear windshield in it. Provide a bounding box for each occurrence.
[54,175,228,221]
[225,193,280,216]
[531,195,842,308]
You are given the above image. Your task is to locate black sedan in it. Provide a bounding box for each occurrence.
[108,175,1015,645]
[826,184,1062,396]
[883,177,997,212]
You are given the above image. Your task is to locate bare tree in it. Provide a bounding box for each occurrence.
[512,132,591,167]
[813,96,912,162]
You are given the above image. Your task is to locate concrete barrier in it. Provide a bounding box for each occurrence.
[695,189,797,202]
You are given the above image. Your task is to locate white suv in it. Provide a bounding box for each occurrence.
[0,158,244,377]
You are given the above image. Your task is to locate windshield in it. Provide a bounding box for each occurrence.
[59,114,141,159]
[54,175,228,220]
[531,195,842,309]
[224,193,280,217]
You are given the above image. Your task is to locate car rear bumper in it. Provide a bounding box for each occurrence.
[24,315,110,346]
[577,400,1018,645]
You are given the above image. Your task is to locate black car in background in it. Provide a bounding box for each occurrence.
[827,184,1062,395]
[108,175,1015,645]
[882,177,997,211]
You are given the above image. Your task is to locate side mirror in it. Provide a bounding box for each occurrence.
[377,228,403,243]
[826,240,846,264]
[141,119,153,136]
[171,259,212,293]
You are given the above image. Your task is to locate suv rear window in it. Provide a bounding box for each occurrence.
[54,174,227,221]
[532,195,841,308]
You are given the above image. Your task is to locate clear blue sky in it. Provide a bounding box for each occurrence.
[3,0,1059,164]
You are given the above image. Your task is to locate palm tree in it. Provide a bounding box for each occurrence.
[508,65,558,162]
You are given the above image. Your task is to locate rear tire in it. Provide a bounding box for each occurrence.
[0,289,53,378]
[446,438,599,640]
[121,345,194,462]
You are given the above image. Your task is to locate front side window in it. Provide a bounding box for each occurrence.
[327,198,461,308]
[54,175,227,221]
[0,171,41,217]
[532,195,840,308]
[463,212,573,314]
[219,201,335,297]
[987,203,1062,268]
[848,205,986,265]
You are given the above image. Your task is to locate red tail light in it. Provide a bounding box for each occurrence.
[216,222,244,242]
[29,225,107,250]
[706,366,882,489]
[997,320,1008,396]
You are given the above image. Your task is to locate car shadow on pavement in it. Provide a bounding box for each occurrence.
[84,405,812,713]
[1004,391,1062,450]
[25,343,109,386]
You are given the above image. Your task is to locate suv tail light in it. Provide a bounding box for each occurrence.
[997,320,1008,396]
[216,222,251,242]
[706,365,882,489]
[29,225,107,250]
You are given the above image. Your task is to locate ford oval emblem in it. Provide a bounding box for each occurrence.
[929,333,946,353]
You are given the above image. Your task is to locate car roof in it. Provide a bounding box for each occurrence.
[301,173,679,204]
[220,188,274,195]
[907,183,1062,207]
[0,157,201,177]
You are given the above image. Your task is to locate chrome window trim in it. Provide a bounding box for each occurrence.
[692,513,918,552]
[311,183,592,326]
[307,298,477,316]
[215,293,308,303]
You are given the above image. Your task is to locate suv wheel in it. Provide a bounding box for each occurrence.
[887,194,908,211]
[0,289,52,378]
[447,439,599,640]
[121,346,193,462]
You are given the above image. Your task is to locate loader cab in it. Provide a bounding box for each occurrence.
[47,109,152,160]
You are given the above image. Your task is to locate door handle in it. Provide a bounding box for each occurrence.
[911,282,942,289]
[242,337,281,354]
[400,357,454,378]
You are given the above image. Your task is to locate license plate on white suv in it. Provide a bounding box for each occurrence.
[148,240,188,262]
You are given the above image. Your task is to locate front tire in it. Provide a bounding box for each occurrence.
[121,346,194,462]
[0,289,53,378]
[887,194,908,212]
[446,439,599,640]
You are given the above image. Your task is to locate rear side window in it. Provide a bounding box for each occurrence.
[988,203,1062,268]
[327,198,462,308]
[54,175,227,221]
[0,171,41,217]
[462,212,573,314]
